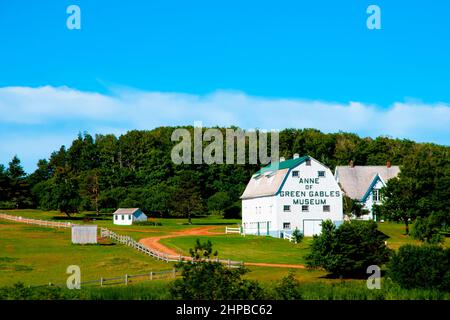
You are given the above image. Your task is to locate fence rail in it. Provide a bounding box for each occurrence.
[100,227,244,268]
[41,268,180,288]
[225,226,241,235]
[0,213,76,228]
[283,231,294,242]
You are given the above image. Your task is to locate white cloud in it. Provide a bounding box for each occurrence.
[0,85,449,172]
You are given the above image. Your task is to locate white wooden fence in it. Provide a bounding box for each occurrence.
[100,227,244,268]
[0,213,76,228]
[42,268,180,288]
[225,226,242,235]
[283,231,294,242]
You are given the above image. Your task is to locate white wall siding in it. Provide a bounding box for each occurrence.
[242,157,343,237]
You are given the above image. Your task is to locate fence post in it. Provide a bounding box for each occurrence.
[125,274,128,286]
[228,259,231,268]
[150,271,153,280]
[100,277,103,287]
[173,268,176,278]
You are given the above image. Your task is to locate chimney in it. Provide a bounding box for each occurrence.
[349,160,354,168]
[293,153,299,159]
[280,157,286,162]
[386,160,391,168]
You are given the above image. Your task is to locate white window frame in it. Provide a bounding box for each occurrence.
[283,222,291,230]
[302,205,309,212]
[283,205,291,212]
[318,171,325,177]
[373,189,381,202]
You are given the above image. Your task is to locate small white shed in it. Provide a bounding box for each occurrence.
[113,208,147,225]
[72,225,98,244]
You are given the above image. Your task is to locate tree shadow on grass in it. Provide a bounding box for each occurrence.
[318,269,388,280]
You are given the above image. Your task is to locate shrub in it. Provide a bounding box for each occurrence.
[134,220,162,226]
[291,228,304,244]
[273,272,302,300]
[223,204,241,219]
[170,239,264,299]
[388,244,450,291]
[305,220,392,278]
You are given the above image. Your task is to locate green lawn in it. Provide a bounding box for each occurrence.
[0,209,238,240]
[0,220,172,287]
[1,209,448,288]
[161,234,312,265]
[377,221,450,249]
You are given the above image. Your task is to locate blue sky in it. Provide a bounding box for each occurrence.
[0,0,449,172]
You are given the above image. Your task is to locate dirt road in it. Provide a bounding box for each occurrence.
[139,226,306,269]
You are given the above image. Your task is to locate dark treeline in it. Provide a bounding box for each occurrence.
[0,127,448,224]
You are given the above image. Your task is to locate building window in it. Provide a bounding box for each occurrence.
[373,189,381,202]
[323,205,330,212]
[283,205,291,212]
[283,222,291,230]
[306,159,311,166]
[318,171,325,177]
[114,215,118,220]
[121,215,124,220]
[128,215,132,220]
[292,170,299,177]
[302,205,309,212]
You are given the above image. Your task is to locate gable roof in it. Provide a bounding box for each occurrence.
[335,165,400,200]
[241,156,310,200]
[254,156,309,175]
[113,208,141,215]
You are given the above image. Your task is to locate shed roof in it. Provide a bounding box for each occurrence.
[113,208,140,215]
[335,165,400,200]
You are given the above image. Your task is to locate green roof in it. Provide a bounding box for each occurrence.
[255,156,309,175]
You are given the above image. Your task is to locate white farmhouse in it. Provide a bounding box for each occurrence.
[113,208,148,225]
[241,155,343,237]
[334,161,400,220]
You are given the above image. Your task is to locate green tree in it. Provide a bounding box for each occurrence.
[171,172,205,224]
[388,245,450,291]
[343,195,369,218]
[170,240,264,300]
[53,167,81,216]
[306,220,391,278]
[379,177,417,235]
[207,191,232,215]
[6,156,30,208]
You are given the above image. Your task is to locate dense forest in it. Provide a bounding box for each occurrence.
[0,127,448,230]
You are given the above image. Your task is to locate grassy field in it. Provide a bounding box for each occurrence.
[0,209,448,292]
[161,234,312,264]
[0,219,172,287]
[0,209,238,240]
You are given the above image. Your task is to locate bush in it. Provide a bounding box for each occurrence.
[273,272,302,300]
[388,244,450,291]
[291,228,304,244]
[170,239,264,300]
[134,220,162,226]
[223,204,241,219]
[305,220,392,278]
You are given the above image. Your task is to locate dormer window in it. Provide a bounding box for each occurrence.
[306,159,311,166]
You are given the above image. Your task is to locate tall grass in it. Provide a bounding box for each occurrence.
[1,279,448,300]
